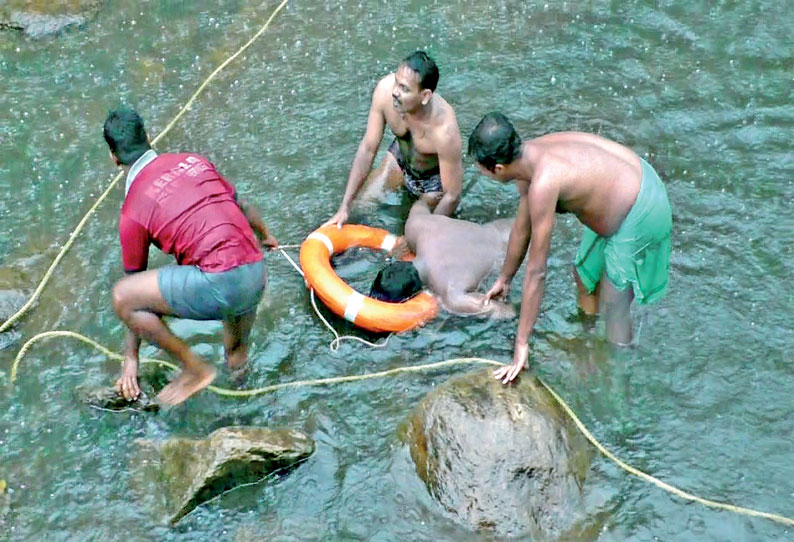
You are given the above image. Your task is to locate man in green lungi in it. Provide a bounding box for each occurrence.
[468,112,673,383]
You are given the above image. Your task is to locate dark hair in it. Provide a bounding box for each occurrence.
[468,112,523,172]
[400,51,439,92]
[370,261,423,303]
[103,107,151,165]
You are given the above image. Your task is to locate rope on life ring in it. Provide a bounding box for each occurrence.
[299,225,437,333]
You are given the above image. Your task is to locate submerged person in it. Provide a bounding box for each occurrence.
[370,200,514,319]
[103,107,278,405]
[468,112,672,383]
[324,51,463,227]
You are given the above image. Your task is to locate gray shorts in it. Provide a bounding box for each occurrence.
[157,260,266,320]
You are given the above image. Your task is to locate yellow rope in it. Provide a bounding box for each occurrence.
[277,246,390,351]
[0,0,289,334]
[8,329,794,527]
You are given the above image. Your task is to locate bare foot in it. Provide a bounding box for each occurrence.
[157,361,216,405]
[115,356,141,400]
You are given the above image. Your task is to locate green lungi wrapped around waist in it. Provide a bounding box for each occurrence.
[574,158,672,304]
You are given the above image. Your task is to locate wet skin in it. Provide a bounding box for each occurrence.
[481,132,643,383]
[324,63,463,228]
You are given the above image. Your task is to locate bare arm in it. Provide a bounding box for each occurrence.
[239,198,278,248]
[494,178,557,383]
[432,124,463,216]
[325,78,389,226]
[485,180,532,301]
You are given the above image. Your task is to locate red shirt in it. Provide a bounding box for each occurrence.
[120,153,263,273]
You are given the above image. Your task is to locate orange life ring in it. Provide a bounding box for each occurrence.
[299,225,438,333]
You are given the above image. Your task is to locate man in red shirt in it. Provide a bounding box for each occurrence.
[103,107,278,405]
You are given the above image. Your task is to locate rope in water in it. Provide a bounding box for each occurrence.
[277,247,390,351]
[0,0,289,335]
[3,0,793,528]
[8,330,794,527]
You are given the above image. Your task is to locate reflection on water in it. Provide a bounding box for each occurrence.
[1,1,793,540]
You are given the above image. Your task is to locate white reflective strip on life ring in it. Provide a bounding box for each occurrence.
[380,234,397,252]
[307,232,334,255]
[344,291,366,322]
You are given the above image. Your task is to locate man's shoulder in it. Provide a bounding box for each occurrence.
[371,73,395,106]
[430,104,462,148]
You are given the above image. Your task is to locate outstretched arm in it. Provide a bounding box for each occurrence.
[432,124,463,216]
[239,198,278,249]
[324,78,389,227]
[485,180,532,301]
[494,179,557,384]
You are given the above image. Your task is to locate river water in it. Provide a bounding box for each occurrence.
[1,1,793,540]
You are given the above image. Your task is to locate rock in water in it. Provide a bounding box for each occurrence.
[134,427,314,524]
[75,384,160,413]
[0,290,27,326]
[402,368,590,538]
[0,290,27,350]
[0,0,102,39]
[0,479,9,528]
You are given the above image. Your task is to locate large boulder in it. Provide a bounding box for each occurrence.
[133,426,314,524]
[0,0,102,39]
[402,368,590,538]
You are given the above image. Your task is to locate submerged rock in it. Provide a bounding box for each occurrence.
[402,368,590,539]
[0,290,27,349]
[134,426,314,524]
[0,290,27,326]
[76,383,160,413]
[0,0,102,39]
[0,479,9,527]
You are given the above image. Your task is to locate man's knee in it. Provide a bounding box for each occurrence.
[111,281,132,320]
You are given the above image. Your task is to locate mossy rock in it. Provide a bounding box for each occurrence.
[133,426,314,524]
[402,368,591,538]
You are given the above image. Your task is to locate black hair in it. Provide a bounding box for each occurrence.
[400,51,439,92]
[467,112,523,172]
[370,261,423,303]
[103,106,151,165]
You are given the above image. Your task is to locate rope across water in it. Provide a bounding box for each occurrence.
[0,0,290,334]
[3,0,793,531]
[9,328,794,528]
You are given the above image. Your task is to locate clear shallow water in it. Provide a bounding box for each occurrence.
[1,1,793,540]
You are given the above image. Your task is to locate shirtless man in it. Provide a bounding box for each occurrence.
[324,51,463,227]
[468,112,672,383]
[103,107,278,405]
[370,200,514,319]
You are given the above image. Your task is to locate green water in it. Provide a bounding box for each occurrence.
[1,1,793,540]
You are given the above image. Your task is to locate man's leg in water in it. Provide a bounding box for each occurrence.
[223,310,256,371]
[112,270,216,405]
[598,269,634,346]
[359,151,403,203]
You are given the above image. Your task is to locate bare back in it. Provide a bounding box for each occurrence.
[405,203,513,306]
[528,132,642,236]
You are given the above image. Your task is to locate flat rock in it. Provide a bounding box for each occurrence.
[1,0,102,39]
[76,383,160,413]
[133,426,314,524]
[402,368,591,538]
[0,290,27,326]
